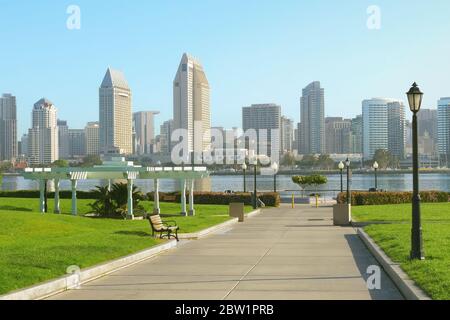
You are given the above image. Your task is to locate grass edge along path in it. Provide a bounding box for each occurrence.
[353,203,450,300]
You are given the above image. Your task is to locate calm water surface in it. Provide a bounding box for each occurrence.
[2,174,450,195]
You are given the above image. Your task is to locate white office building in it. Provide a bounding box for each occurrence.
[437,97,450,156]
[0,93,18,161]
[28,98,59,165]
[173,53,211,156]
[99,68,132,155]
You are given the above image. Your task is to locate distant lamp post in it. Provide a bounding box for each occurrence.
[345,158,351,205]
[373,161,379,190]
[271,162,279,192]
[242,162,247,193]
[252,158,258,209]
[406,82,425,260]
[338,161,345,193]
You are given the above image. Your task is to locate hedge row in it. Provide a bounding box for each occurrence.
[147,192,280,207]
[337,191,449,206]
[0,190,100,199]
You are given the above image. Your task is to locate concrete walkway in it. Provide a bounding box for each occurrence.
[49,205,403,300]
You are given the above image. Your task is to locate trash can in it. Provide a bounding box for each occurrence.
[229,203,245,222]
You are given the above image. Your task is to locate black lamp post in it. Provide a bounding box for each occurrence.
[345,158,351,205]
[338,161,345,193]
[407,82,425,260]
[373,161,379,191]
[271,162,279,193]
[253,158,258,209]
[242,162,247,193]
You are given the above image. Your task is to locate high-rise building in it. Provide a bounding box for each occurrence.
[28,98,59,165]
[173,53,211,155]
[68,129,86,158]
[160,119,174,156]
[299,81,325,154]
[362,98,406,160]
[0,94,18,161]
[351,115,363,154]
[20,134,28,157]
[99,68,132,155]
[280,116,294,153]
[418,109,438,140]
[325,117,352,154]
[85,121,100,156]
[362,98,392,159]
[387,101,406,160]
[57,119,70,159]
[133,111,159,155]
[242,104,281,156]
[437,98,450,157]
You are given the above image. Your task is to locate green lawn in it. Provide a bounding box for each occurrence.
[0,197,254,295]
[352,203,450,300]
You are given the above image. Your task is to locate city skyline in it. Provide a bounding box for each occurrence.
[2,1,450,136]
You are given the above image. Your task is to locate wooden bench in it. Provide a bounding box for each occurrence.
[147,214,179,241]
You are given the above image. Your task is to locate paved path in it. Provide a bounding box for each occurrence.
[49,205,403,300]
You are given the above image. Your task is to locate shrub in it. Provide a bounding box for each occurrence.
[337,191,449,206]
[147,191,280,207]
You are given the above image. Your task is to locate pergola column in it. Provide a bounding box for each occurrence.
[127,179,134,220]
[71,179,78,216]
[181,179,187,216]
[153,179,160,215]
[39,179,45,213]
[188,179,195,216]
[54,178,60,214]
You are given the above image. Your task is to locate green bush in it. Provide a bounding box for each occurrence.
[147,191,280,207]
[337,191,449,206]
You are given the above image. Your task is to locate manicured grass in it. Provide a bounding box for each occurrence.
[352,203,450,223]
[0,210,162,295]
[352,203,450,300]
[0,197,254,295]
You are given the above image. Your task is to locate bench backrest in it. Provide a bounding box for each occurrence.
[149,215,164,231]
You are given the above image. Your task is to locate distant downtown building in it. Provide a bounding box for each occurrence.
[387,101,406,160]
[28,98,59,165]
[0,93,18,161]
[133,111,159,155]
[242,103,281,156]
[160,119,174,155]
[437,97,450,157]
[351,115,363,154]
[280,116,294,153]
[57,119,70,159]
[299,81,325,154]
[325,117,352,154]
[362,98,406,160]
[99,68,133,155]
[68,129,86,158]
[85,121,100,155]
[173,53,211,155]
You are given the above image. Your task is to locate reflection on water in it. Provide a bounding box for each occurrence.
[1,174,450,194]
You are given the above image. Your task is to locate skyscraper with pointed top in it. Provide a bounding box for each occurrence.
[99,68,132,155]
[173,53,211,157]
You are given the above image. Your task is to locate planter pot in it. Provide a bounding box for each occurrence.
[333,204,351,226]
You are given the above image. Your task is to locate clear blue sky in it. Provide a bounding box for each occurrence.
[1,0,450,137]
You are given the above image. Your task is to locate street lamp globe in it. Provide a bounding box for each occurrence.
[242,163,247,171]
[345,158,351,167]
[406,82,424,113]
[271,162,279,172]
[338,161,345,170]
[373,161,379,170]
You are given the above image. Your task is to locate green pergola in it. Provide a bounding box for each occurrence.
[22,158,209,219]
